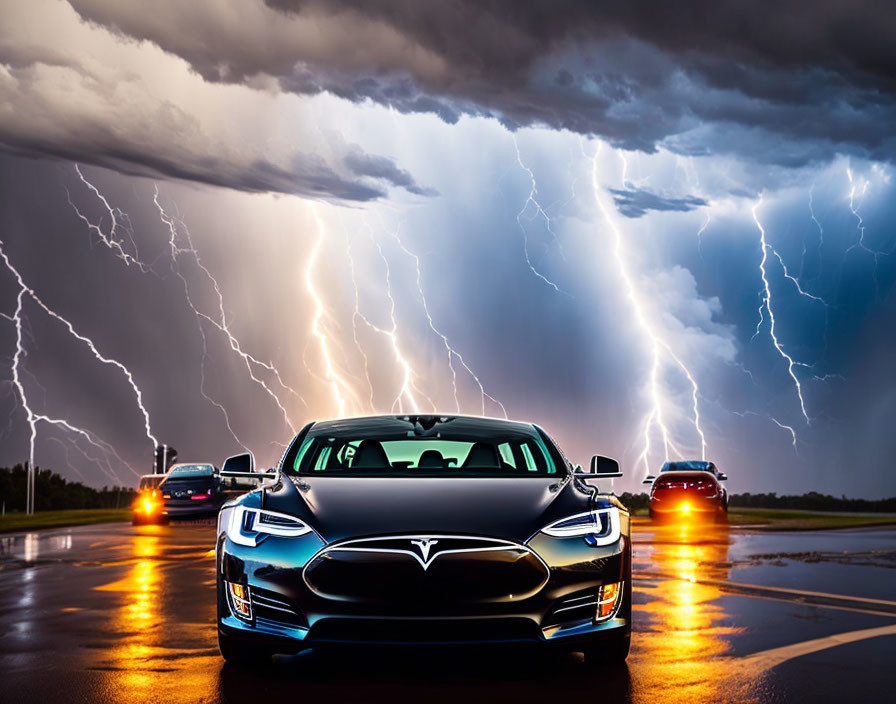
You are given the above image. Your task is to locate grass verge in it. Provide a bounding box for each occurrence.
[0,508,131,533]
[728,507,896,530]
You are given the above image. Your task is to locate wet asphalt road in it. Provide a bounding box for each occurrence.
[1,520,894,704]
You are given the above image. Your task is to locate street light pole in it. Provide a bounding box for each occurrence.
[26,460,34,514]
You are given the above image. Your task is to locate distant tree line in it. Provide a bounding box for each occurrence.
[618,491,896,513]
[0,465,137,513]
[728,491,896,512]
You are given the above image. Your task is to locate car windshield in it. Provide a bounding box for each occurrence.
[138,476,164,490]
[166,465,215,478]
[288,416,559,477]
[661,460,714,473]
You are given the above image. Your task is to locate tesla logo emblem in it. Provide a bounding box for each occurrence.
[410,538,439,570]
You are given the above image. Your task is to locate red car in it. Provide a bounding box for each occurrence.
[645,461,728,522]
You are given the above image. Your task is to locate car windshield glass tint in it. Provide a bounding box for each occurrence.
[292,418,557,476]
[167,465,214,478]
[661,461,712,472]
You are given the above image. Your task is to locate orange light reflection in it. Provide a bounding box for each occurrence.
[632,522,744,703]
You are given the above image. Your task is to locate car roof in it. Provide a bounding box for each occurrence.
[308,414,537,435]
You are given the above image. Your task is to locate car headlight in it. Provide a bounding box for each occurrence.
[541,507,620,546]
[226,505,312,547]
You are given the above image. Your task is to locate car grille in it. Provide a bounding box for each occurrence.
[303,535,549,608]
[251,587,307,629]
[542,588,598,628]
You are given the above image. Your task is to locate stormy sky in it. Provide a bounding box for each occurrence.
[1,0,894,498]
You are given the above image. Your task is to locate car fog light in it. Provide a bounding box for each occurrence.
[227,582,252,620]
[596,581,622,621]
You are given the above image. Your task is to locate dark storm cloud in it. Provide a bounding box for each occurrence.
[66,0,896,166]
[0,1,435,202]
[0,125,386,203]
[343,145,439,197]
[610,187,708,219]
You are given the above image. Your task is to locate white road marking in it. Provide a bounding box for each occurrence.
[742,623,896,671]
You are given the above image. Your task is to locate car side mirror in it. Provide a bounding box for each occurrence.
[718,472,728,481]
[590,455,622,477]
[221,452,281,486]
[222,452,255,475]
[643,475,656,485]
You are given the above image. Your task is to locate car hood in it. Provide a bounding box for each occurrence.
[265,475,590,544]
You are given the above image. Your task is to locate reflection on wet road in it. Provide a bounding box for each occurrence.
[1,521,894,704]
[630,523,742,702]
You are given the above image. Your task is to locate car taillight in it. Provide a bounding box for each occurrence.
[694,479,717,494]
[190,493,210,500]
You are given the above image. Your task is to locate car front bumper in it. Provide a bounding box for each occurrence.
[217,528,631,651]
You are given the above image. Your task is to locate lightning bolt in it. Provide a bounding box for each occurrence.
[8,284,37,512]
[2,359,131,485]
[732,410,798,451]
[696,211,711,261]
[584,140,706,475]
[378,217,507,418]
[152,187,301,436]
[844,166,894,299]
[751,196,811,425]
[801,183,822,283]
[2,246,144,511]
[305,205,360,418]
[767,246,828,305]
[345,230,377,412]
[66,167,302,448]
[342,221,434,415]
[808,183,824,253]
[369,234,434,414]
[846,167,870,254]
[67,165,151,272]
[512,135,567,294]
[0,241,157,447]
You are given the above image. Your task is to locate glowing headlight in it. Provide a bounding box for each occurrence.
[541,507,620,546]
[226,505,312,547]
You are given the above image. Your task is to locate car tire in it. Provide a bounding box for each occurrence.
[218,630,272,666]
[583,634,631,666]
[131,516,142,526]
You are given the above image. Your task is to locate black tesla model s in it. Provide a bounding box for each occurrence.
[215,415,631,665]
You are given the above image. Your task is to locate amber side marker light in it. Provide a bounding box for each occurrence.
[228,582,252,619]
[596,581,623,620]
